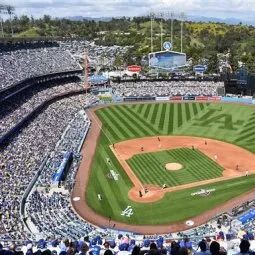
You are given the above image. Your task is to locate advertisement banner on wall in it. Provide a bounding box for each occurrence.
[183,96,195,100]
[124,97,138,102]
[170,96,183,101]
[209,96,222,101]
[156,97,170,101]
[196,96,209,101]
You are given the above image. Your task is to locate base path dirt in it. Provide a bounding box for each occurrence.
[71,103,255,234]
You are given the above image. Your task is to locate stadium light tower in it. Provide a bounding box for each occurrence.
[159,12,164,51]
[0,4,6,37]
[149,11,155,53]
[180,12,186,53]
[0,14,3,37]
[0,3,15,37]
[7,5,14,37]
[170,12,175,49]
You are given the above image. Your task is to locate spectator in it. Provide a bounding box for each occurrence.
[171,241,180,255]
[210,241,220,255]
[178,248,189,255]
[104,251,113,255]
[81,243,92,255]
[194,241,210,255]
[234,240,251,255]
[131,246,140,255]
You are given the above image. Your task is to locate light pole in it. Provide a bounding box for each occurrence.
[149,11,155,53]
[0,16,3,37]
[170,12,175,49]
[180,12,186,53]
[160,12,164,51]
[0,4,15,37]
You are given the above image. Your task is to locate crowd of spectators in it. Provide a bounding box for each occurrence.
[1,231,255,255]
[231,201,255,217]
[0,46,82,90]
[22,108,94,239]
[0,92,97,241]
[37,109,90,187]
[0,81,84,137]
[111,81,224,97]
[59,40,130,69]
[26,190,96,240]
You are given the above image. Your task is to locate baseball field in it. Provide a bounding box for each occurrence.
[80,102,255,229]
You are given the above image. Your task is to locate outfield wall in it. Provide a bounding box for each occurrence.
[122,95,253,104]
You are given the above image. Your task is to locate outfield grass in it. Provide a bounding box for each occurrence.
[86,102,255,225]
[127,148,224,187]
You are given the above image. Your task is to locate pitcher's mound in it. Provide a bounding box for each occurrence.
[165,163,183,171]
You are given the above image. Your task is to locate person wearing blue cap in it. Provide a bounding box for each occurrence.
[128,240,136,252]
[90,239,101,255]
[109,242,116,250]
[116,243,129,255]
[37,240,47,250]
[141,240,150,251]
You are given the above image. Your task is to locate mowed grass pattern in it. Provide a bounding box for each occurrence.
[86,102,255,225]
[127,148,224,187]
[96,103,208,143]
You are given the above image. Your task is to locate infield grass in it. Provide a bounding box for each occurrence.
[86,102,255,225]
[127,148,224,187]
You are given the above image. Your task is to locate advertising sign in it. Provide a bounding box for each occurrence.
[196,96,209,101]
[127,65,142,72]
[183,96,195,100]
[170,96,183,101]
[194,65,207,73]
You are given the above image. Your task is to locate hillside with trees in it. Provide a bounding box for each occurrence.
[2,15,255,72]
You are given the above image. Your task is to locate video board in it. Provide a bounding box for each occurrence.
[149,51,186,69]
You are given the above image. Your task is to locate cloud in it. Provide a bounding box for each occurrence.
[5,0,255,20]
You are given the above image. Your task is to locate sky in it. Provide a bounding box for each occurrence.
[3,0,255,22]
